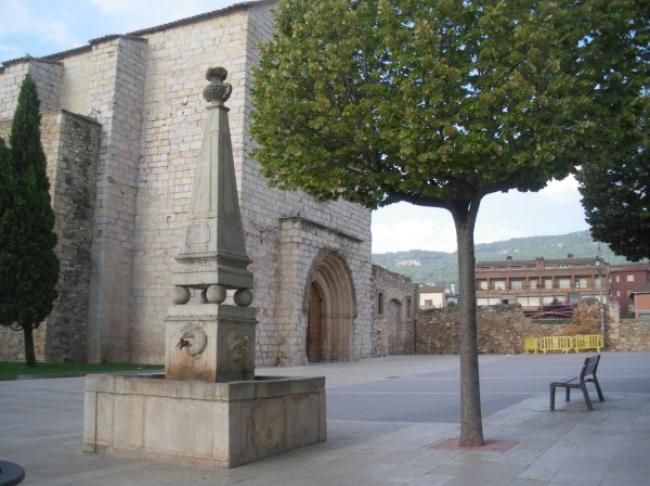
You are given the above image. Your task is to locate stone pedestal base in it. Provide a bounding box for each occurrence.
[83,373,326,468]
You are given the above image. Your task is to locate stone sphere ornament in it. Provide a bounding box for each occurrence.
[173,286,191,305]
[234,289,253,307]
[205,284,227,304]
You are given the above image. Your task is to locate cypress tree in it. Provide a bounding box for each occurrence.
[0,75,59,367]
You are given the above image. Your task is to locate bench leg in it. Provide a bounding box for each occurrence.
[580,385,594,411]
[566,387,570,402]
[593,378,605,402]
[550,384,556,411]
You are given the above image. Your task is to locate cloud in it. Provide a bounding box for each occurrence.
[0,0,81,57]
[475,220,525,245]
[89,0,237,31]
[372,216,457,254]
[537,174,581,205]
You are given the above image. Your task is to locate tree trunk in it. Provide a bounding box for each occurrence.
[23,324,36,367]
[453,200,484,447]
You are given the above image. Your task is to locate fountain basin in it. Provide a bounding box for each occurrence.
[83,373,326,468]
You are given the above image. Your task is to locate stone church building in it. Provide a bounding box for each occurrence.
[0,1,417,366]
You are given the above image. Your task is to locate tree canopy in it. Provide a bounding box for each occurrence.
[575,1,649,261]
[0,74,59,367]
[250,0,645,446]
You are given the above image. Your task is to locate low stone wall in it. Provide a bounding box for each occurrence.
[609,319,650,352]
[416,302,622,355]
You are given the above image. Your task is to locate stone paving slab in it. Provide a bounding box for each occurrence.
[1,354,649,485]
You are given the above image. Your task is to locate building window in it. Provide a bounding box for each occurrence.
[510,279,523,290]
[617,290,621,297]
[477,279,488,290]
[543,278,554,289]
[575,277,589,289]
[477,298,488,306]
[377,293,384,315]
[424,299,433,308]
[494,280,506,290]
[529,296,540,307]
[558,278,571,289]
[529,279,538,289]
[616,275,620,282]
[406,297,412,318]
[627,274,635,282]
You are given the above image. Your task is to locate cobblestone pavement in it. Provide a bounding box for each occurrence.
[1,353,649,485]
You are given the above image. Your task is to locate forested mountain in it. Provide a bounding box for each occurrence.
[372,231,632,286]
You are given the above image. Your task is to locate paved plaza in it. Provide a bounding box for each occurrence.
[1,352,649,485]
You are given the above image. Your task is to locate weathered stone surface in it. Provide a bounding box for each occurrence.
[165,305,257,382]
[83,373,326,468]
[416,302,620,355]
[0,4,373,367]
[372,265,418,356]
[0,110,101,363]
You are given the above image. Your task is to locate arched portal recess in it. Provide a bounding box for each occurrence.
[305,252,355,362]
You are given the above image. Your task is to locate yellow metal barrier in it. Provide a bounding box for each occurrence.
[524,337,538,354]
[522,335,603,354]
[574,334,603,352]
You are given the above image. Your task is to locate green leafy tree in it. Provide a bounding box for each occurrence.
[0,75,59,367]
[575,5,649,261]
[578,157,649,261]
[251,0,643,446]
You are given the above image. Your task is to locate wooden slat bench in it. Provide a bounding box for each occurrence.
[550,354,605,411]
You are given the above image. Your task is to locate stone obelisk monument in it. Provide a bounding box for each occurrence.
[165,66,256,382]
[83,68,326,468]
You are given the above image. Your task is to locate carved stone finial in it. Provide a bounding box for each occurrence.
[203,66,232,105]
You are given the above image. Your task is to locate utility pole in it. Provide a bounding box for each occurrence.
[595,248,606,348]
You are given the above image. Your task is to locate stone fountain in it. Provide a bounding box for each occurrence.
[83,67,326,468]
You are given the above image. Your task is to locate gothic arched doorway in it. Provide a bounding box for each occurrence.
[307,282,324,362]
[305,252,355,362]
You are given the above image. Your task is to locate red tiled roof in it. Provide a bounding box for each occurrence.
[419,285,445,293]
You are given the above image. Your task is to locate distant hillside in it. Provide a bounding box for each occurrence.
[372,231,632,286]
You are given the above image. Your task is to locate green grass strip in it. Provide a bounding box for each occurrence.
[0,362,161,377]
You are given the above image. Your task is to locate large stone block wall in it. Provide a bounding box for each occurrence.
[0,111,100,362]
[128,11,252,363]
[372,265,418,356]
[241,4,373,365]
[0,60,62,118]
[0,3,373,365]
[85,37,147,362]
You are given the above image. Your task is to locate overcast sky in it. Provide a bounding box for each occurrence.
[1,0,591,255]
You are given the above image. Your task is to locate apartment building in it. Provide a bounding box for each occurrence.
[609,263,650,314]
[475,255,609,308]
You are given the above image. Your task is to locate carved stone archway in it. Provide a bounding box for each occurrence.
[304,252,355,362]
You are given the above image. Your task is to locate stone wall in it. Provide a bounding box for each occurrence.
[0,111,101,362]
[372,265,418,356]
[0,60,62,118]
[85,37,147,363]
[416,306,550,355]
[609,319,650,351]
[0,3,373,366]
[416,302,615,355]
[44,111,102,361]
